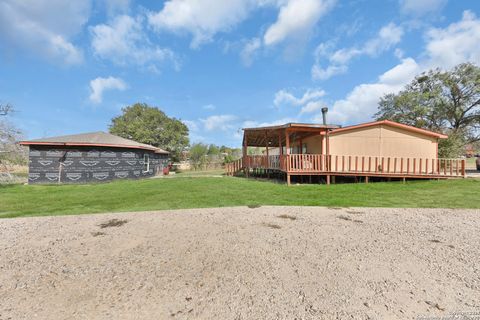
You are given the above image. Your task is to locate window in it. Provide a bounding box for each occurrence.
[143,154,150,173]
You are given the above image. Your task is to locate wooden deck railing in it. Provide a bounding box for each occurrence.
[226,154,466,178]
[225,158,243,176]
[326,154,465,177]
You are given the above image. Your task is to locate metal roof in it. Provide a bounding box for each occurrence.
[19,131,169,153]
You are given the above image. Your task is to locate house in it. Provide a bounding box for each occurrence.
[20,132,169,184]
[226,110,465,184]
[311,120,446,159]
[465,144,475,158]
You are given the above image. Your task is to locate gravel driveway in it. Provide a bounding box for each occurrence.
[1,206,479,320]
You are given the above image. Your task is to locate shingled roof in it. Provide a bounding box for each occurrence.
[19,131,169,154]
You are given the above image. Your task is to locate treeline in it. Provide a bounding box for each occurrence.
[188,143,242,170]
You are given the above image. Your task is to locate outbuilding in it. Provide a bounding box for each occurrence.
[20,132,169,184]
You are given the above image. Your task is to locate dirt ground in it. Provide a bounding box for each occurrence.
[1,206,479,320]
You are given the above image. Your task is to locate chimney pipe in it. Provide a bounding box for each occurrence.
[321,107,328,125]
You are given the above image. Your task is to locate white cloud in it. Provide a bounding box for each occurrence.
[324,58,419,124]
[264,0,336,46]
[274,88,326,116]
[201,115,238,131]
[274,88,325,107]
[148,0,256,48]
[424,10,480,69]
[0,0,89,65]
[301,101,326,114]
[400,0,447,16]
[312,64,348,80]
[394,48,405,59]
[103,0,130,15]
[148,0,335,54]
[182,120,199,131]
[323,10,480,126]
[312,23,404,80]
[202,104,216,111]
[89,76,128,104]
[363,23,404,56]
[240,38,262,66]
[91,15,178,70]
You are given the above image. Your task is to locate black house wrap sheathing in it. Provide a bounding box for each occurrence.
[27,145,169,184]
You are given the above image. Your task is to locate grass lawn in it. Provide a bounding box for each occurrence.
[1,176,479,218]
[173,169,224,177]
[466,157,478,169]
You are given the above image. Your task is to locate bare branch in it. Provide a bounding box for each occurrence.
[0,103,13,116]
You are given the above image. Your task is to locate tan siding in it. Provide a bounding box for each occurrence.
[303,135,323,154]
[328,125,438,159]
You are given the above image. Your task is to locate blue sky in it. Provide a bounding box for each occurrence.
[1,0,479,147]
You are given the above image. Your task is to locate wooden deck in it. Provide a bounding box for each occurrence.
[225,154,466,184]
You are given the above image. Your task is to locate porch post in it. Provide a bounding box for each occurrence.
[285,128,291,185]
[278,130,283,172]
[326,129,330,171]
[278,131,283,157]
[243,131,249,178]
[265,130,269,178]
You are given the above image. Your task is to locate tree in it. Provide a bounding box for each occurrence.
[0,104,27,167]
[0,103,13,116]
[375,63,480,157]
[207,144,220,156]
[109,103,189,161]
[189,143,208,170]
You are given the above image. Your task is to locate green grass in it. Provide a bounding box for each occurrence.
[466,157,478,169]
[173,169,224,177]
[1,177,479,218]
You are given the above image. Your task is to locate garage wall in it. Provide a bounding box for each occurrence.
[28,146,169,184]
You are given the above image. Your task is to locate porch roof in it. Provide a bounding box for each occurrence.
[243,123,339,147]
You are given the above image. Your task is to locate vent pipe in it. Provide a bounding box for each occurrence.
[321,107,328,125]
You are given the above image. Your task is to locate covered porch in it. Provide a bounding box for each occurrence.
[240,123,338,185]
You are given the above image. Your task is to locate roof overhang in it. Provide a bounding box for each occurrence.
[19,141,169,153]
[323,120,448,139]
[243,123,339,147]
[243,122,339,132]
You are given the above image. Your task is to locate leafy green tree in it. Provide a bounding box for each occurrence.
[189,143,208,170]
[207,144,220,155]
[375,63,480,157]
[109,103,189,161]
[219,145,232,154]
[438,132,465,159]
[223,154,234,164]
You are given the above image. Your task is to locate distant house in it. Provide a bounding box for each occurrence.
[465,144,475,157]
[20,132,169,184]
